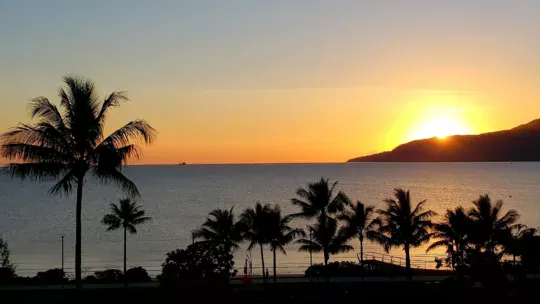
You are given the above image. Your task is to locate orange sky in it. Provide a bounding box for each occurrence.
[1,2,540,164]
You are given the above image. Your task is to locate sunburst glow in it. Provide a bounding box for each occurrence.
[411,116,470,140]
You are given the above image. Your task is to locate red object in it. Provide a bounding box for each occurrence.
[243,274,253,286]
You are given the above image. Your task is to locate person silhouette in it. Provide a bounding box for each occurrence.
[265,268,269,280]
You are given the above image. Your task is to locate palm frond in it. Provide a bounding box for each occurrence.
[296,239,323,253]
[1,123,71,151]
[100,120,156,148]
[2,162,69,181]
[48,170,77,196]
[102,214,122,231]
[426,240,452,253]
[28,97,67,129]
[97,91,129,124]
[1,143,73,163]
[131,216,151,226]
[92,168,140,197]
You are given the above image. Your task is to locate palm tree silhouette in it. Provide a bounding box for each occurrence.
[468,195,519,254]
[427,207,470,273]
[501,223,537,274]
[241,203,272,282]
[0,76,155,288]
[192,207,244,253]
[296,216,352,266]
[291,177,350,221]
[101,198,151,286]
[371,188,435,281]
[338,201,377,265]
[267,205,305,283]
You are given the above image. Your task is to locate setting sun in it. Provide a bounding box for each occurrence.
[411,116,471,140]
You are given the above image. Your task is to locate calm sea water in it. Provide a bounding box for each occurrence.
[1,163,540,277]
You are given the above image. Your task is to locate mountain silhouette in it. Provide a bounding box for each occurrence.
[348,119,540,162]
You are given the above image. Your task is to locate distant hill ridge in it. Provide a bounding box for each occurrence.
[348,119,540,162]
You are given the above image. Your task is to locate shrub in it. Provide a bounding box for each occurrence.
[125,267,151,282]
[94,269,123,282]
[521,235,540,273]
[305,261,364,277]
[465,250,506,288]
[0,267,16,284]
[159,242,236,287]
[36,268,65,284]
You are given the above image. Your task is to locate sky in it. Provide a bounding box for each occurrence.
[1,0,540,164]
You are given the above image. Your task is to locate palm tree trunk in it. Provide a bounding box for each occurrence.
[360,238,364,282]
[324,249,329,266]
[324,249,330,282]
[124,227,127,288]
[513,254,517,282]
[260,243,265,283]
[273,249,277,283]
[75,177,83,289]
[360,238,364,264]
[404,243,412,282]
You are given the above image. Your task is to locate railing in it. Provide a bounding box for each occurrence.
[11,252,448,279]
[358,252,448,270]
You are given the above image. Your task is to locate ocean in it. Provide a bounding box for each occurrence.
[1,163,540,277]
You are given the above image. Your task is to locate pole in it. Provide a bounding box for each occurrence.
[61,234,65,288]
[309,228,313,267]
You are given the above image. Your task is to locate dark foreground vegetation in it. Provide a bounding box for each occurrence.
[2,280,540,304]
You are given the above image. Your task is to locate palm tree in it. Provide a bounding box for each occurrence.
[296,216,353,266]
[291,177,350,221]
[192,207,244,253]
[0,76,155,288]
[101,198,151,284]
[371,188,435,281]
[241,203,273,282]
[427,207,471,272]
[501,224,537,270]
[338,201,377,265]
[468,195,520,254]
[267,205,305,283]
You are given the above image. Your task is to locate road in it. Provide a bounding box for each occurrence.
[0,275,451,290]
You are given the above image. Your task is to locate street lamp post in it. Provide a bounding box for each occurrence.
[309,227,313,267]
[61,234,65,288]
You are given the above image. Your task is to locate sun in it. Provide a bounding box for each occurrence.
[410,116,470,141]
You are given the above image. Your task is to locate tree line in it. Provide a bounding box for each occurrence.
[191,178,538,282]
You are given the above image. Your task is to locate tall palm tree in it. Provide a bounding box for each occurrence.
[468,195,519,254]
[338,201,377,265]
[427,207,471,272]
[371,188,435,281]
[101,198,151,284]
[501,224,537,268]
[296,216,353,266]
[241,203,272,282]
[192,207,244,253]
[0,76,155,288]
[291,177,350,222]
[267,205,305,283]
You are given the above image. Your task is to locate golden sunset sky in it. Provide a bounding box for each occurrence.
[1,1,539,164]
